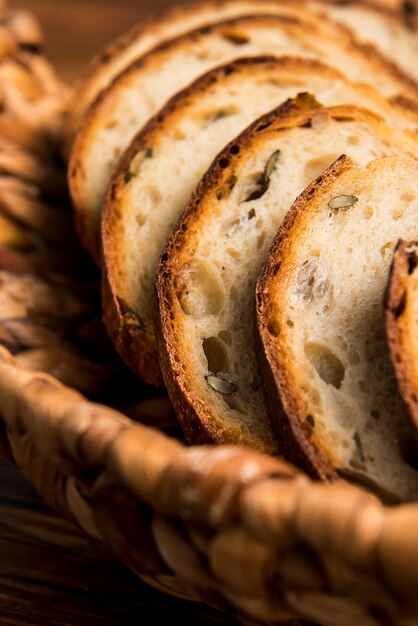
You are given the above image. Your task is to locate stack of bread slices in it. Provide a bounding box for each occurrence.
[67,0,418,504]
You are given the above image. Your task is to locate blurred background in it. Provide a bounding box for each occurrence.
[13,0,195,83]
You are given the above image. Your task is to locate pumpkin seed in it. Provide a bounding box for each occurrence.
[245,150,280,202]
[328,194,358,211]
[206,374,236,395]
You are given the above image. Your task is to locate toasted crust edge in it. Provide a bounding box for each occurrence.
[385,239,418,437]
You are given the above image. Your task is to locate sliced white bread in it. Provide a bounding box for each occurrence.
[103,57,418,387]
[68,13,418,262]
[155,100,418,461]
[67,0,418,138]
[256,155,418,502]
[385,239,418,441]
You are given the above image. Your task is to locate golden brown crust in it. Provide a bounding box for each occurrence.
[256,155,355,479]
[385,239,418,437]
[101,268,164,388]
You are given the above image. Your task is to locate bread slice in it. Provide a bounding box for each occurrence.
[256,155,418,501]
[68,13,418,262]
[155,101,418,459]
[385,239,418,440]
[315,0,418,81]
[103,57,418,387]
[67,0,418,139]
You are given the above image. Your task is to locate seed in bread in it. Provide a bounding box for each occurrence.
[257,155,418,502]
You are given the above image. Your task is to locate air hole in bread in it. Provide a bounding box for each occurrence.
[174,261,224,317]
[296,260,332,306]
[104,119,118,130]
[221,31,249,45]
[301,413,316,438]
[202,336,229,374]
[306,414,315,428]
[304,154,340,183]
[408,251,418,274]
[380,241,394,258]
[224,217,242,237]
[392,206,405,221]
[136,212,146,226]
[257,230,267,251]
[216,174,237,200]
[402,191,416,202]
[267,319,280,337]
[304,342,345,389]
[227,247,241,260]
[363,205,373,219]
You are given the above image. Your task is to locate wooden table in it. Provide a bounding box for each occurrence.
[0,459,240,625]
[0,2,238,624]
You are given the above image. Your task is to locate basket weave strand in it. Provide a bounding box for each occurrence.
[2,344,418,625]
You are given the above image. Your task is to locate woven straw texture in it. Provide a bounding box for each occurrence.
[1,4,418,626]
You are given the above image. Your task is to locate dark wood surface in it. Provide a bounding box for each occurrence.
[0,458,239,625]
[1,2,237,624]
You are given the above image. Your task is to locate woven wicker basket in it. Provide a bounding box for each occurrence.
[1,5,418,626]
